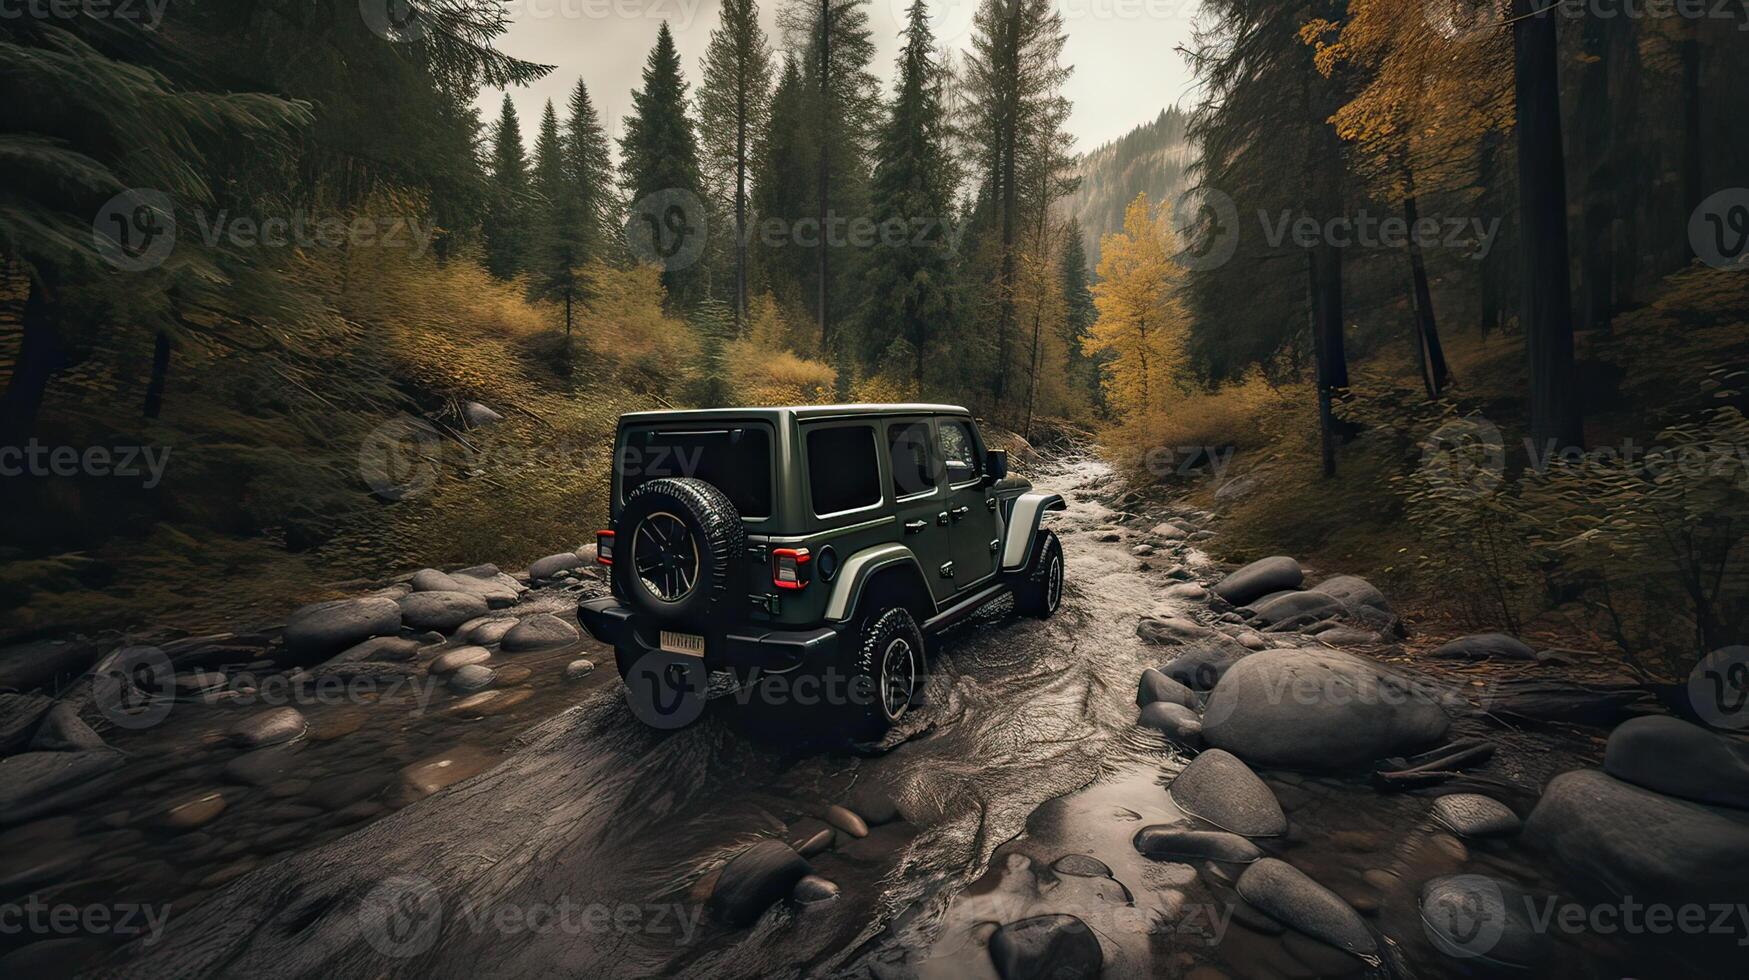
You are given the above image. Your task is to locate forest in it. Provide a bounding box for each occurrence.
[2,0,1747,680]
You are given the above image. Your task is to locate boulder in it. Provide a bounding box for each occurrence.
[283,597,401,659]
[410,568,467,593]
[468,619,518,646]
[1246,591,1350,631]
[1151,522,1187,540]
[1525,768,1749,907]
[823,804,869,839]
[1603,715,1749,810]
[0,638,106,694]
[987,914,1103,980]
[429,647,491,674]
[447,571,521,608]
[228,707,307,748]
[1050,854,1112,878]
[1420,874,1552,969]
[1132,826,1263,863]
[1165,583,1209,602]
[1214,556,1303,606]
[324,636,421,666]
[1161,647,1248,691]
[0,751,125,824]
[1430,633,1537,662]
[30,703,106,752]
[1310,575,1391,615]
[527,553,586,581]
[448,664,496,692]
[1136,667,1197,709]
[500,614,580,653]
[1170,748,1286,837]
[398,591,489,632]
[1137,702,1203,743]
[1202,648,1452,770]
[1428,794,1521,838]
[709,841,813,927]
[0,692,52,753]
[791,875,840,905]
[1236,858,1377,958]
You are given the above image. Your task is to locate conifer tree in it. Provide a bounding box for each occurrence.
[565,79,615,272]
[1059,217,1103,411]
[483,94,530,280]
[529,99,590,337]
[698,0,774,326]
[753,56,819,320]
[619,22,708,306]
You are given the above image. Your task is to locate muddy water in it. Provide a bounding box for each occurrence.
[11,455,1667,977]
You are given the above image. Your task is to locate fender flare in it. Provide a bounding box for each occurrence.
[1001,493,1066,571]
[825,544,929,623]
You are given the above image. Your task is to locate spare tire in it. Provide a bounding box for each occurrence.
[613,478,746,623]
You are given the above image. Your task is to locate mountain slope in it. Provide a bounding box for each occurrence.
[1064,107,1193,270]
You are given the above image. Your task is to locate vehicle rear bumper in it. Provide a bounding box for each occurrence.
[577,596,841,674]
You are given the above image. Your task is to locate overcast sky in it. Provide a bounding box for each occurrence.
[474,0,1203,160]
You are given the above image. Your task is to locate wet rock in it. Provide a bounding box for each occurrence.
[847,785,900,826]
[1152,522,1188,540]
[1309,575,1392,616]
[448,570,522,608]
[304,772,387,810]
[988,913,1103,980]
[309,660,419,683]
[1138,702,1203,743]
[1136,667,1197,709]
[223,745,303,786]
[325,636,421,665]
[528,552,586,581]
[449,664,496,692]
[429,646,491,674]
[1603,715,1749,809]
[823,804,869,838]
[1161,647,1248,691]
[794,827,834,857]
[284,597,401,659]
[398,591,489,632]
[1420,874,1552,969]
[1051,854,1112,878]
[0,638,106,695]
[398,746,496,798]
[1170,749,1286,837]
[1525,768,1749,907]
[449,688,533,717]
[1236,858,1376,958]
[1246,591,1349,631]
[158,790,226,830]
[501,613,580,652]
[228,707,307,748]
[1430,632,1536,662]
[1165,582,1208,601]
[0,693,52,753]
[0,751,125,823]
[1202,648,1452,770]
[30,702,106,752]
[1133,827,1262,863]
[470,619,518,645]
[791,874,840,905]
[1429,794,1521,838]
[709,840,813,927]
[494,665,533,685]
[1213,556,1303,606]
[563,659,595,681]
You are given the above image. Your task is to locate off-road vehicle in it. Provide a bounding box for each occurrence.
[578,404,1065,734]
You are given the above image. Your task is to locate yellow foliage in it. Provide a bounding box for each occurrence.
[576,261,699,390]
[723,338,836,405]
[1086,193,1190,421]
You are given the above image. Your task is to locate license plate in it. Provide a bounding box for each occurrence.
[659,630,705,657]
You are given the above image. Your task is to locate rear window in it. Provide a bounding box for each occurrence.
[806,425,881,516]
[620,426,772,518]
[887,422,936,498]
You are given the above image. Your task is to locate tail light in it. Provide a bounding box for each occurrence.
[596,530,615,565]
[772,547,810,590]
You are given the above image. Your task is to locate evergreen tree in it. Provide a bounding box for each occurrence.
[858,0,959,392]
[529,99,590,337]
[1059,217,1104,412]
[565,78,615,284]
[483,94,530,280]
[698,0,774,326]
[753,56,819,323]
[619,22,708,305]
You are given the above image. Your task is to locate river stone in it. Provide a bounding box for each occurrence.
[1152,522,1188,540]
[1161,647,1248,691]
[528,552,586,581]
[1309,574,1389,612]
[494,665,532,685]
[1050,854,1113,878]
[1132,827,1263,863]
[283,597,401,659]
[469,619,518,645]
[158,789,226,830]
[1165,582,1208,601]
[1429,794,1521,838]
[501,613,580,652]
[791,874,840,905]
[1170,749,1286,837]
[563,659,595,681]
[1603,715,1749,809]
[823,804,869,838]
[1420,875,1552,969]
[1137,667,1198,709]
[1246,591,1349,631]
[410,568,467,593]
[1525,768,1749,907]
[1214,557,1304,606]
[1236,858,1377,958]
[0,751,125,823]
[326,635,421,666]
[847,785,900,825]
[30,703,105,752]
[449,687,533,717]
[448,664,496,692]
[429,646,491,674]
[1138,702,1203,743]
[1430,633,1537,662]
[988,913,1103,980]
[448,571,521,608]
[228,707,307,748]
[398,591,489,632]
[1201,648,1452,770]
[223,745,303,787]
[0,693,52,752]
[709,841,814,927]
[1137,616,1220,645]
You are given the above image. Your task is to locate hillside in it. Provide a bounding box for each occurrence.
[1063,107,1194,269]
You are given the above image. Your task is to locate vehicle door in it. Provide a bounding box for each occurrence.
[937,416,1002,591]
[885,418,957,606]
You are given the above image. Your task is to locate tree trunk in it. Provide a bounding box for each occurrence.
[1680,18,1702,265]
[1403,188,1449,399]
[735,64,748,331]
[993,0,1022,409]
[1477,128,1503,337]
[1607,18,1641,308]
[816,0,831,350]
[1576,12,1613,334]
[1,274,64,447]
[1511,0,1583,452]
[142,330,171,419]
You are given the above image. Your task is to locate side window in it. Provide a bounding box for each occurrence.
[939,419,981,484]
[806,425,882,516]
[887,422,937,498]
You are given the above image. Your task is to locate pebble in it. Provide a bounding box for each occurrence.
[228,707,307,748]
[823,804,869,838]
[563,659,596,681]
[158,790,226,830]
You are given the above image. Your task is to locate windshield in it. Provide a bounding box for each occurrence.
[619,424,774,519]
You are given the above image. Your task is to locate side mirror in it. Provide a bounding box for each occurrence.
[984,449,1009,484]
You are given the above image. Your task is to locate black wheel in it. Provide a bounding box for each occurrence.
[612,478,745,624]
[1014,530,1063,618]
[847,607,925,738]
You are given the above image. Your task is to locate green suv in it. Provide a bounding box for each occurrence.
[577,404,1066,734]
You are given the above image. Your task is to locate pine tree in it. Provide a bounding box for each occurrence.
[565,79,615,272]
[483,94,530,280]
[858,0,960,393]
[753,56,819,321]
[528,99,589,337]
[698,0,774,327]
[1059,217,1104,412]
[619,22,709,305]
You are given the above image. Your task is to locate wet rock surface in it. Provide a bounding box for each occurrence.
[1170,749,1286,837]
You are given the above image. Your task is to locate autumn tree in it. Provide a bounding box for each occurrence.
[1086,194,1187,421]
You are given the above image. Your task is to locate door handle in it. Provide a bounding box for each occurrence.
[950,505,971,520]
[937,511,950,526]
[904,520,927,533]
[985,497,998,511]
